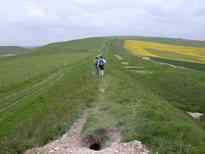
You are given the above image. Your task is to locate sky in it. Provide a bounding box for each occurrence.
[0,0,204,46]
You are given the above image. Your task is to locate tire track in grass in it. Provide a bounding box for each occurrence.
[0,71,61,106]
[0,71,64,114]
[0,56,88,108]
[114,54,123,61]
[0,50,95,114]
[0,73,64,123]
[0,58,89,122]
[0,71,61,108]
[113,54,153,75]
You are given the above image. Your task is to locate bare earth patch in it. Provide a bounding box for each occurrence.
[128,70,153,75]
[159,62,177,68]
[25,112,149,154]
[0,54,16,57]
[99,88,105,93]
[187,112,204,120]
[142,57,150,61]
[114,54,123,61]
[124,66,144,69]
[121,62,129,65]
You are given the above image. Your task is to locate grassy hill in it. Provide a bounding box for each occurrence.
[44,37,108,51]
[0,37,205,154]
[0,46,30,56]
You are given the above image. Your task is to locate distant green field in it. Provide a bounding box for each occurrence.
[1,37,205,154]
[0,46,30,55]
[44,37,108,51]
[0,50,88,95]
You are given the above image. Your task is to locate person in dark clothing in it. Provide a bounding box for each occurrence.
[97,56,107,79]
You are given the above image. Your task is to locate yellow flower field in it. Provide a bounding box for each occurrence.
[124,40,205,64]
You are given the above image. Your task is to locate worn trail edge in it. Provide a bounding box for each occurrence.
[25,78,149,154]
[25,110,149,154]
[25,111,88,154]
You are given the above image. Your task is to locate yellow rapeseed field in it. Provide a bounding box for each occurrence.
[124,40,205,63]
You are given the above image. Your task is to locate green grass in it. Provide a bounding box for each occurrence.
[0,38,106,153]
[152,57,205,72]
[44,37,108,51]
[104,40,205,153]
[79,39,205,153]
[0,59,99,153]
[122,39,205,113]
[1,37,205,154]
[0,46,30,55]
[0,50,89,95]
[0,37,108,96]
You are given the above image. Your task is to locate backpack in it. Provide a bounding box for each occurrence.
[99,59,105,66]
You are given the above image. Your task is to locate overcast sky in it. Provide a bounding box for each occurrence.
[0,0,204,46]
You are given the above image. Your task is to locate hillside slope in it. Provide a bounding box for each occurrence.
[0,37,205,154]
[0,46,30,55]
[44,37,108,51]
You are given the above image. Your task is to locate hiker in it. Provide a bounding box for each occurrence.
[97,56,107,79]
[95,56,100,76]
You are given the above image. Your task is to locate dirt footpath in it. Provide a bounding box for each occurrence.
[25,111,149,154]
